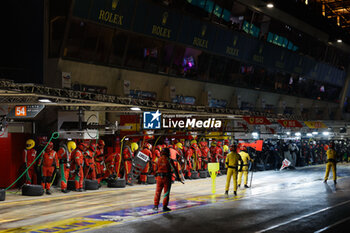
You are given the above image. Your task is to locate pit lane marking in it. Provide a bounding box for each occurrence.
[255,200,350,233]
[314,216,350,233]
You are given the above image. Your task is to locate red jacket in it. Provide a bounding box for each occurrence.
[157,155,171,174]
[123,146,133,160]
[57,147,71,164]
[23,148,37,167]
[71,149,84,170]
[39,150,59,168]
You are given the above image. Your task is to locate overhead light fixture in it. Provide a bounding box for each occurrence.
[252,132,259,137]
[38,98,51,103]
[286,132,291,135]
[312,132,318,135]
[323,131,330,136]
[295,132,301,136]
[306,133,312,137]
[267,3,274,8]
[337,39,342,43]
[130,107,141,111]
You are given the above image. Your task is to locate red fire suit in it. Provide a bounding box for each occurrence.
[123,146,133,182]
[39,150,59,190]
[194,147,202,171]
[185,148,194,177]
[84,149,96,180]
[95,148,106,183]
[57,146,71,190]
[154,155,176,208]
[140,148,153,183]
[200,146,210,170]
[104,151,122,178]
[23,148,37,184]
[215,146,224,169]
[152,149,161,175]
[210,146,218,162]
[71,149,84,190]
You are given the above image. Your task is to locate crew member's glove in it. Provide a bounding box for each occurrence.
[66,163,70,168]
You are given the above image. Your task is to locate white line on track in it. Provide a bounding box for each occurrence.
[255,200,350,233]
[314,216,350,233]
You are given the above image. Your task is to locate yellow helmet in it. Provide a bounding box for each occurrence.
[176,142,183,150]
[67,141,77,153]
[131,142,139,152]
[190,140,197,145]
[26,139,35,150]
[223,145,229,153]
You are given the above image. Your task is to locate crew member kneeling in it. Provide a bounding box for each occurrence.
[225,144,242,196]
[153,148,180,212]
[324,142,337,184]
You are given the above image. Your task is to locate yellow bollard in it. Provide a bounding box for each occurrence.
[208,163,219,194]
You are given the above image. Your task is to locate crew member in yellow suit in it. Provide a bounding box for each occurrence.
[225,144,242,196]
[238,145,253,188]
[324,142,337,184]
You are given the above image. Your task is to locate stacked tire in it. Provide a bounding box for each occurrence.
[0,189,5,201]
[191,171,199,179]
[67,180,86,190]
[199,170,207,178]
[147,175,156,184]
[107,178,126,188]
[84,179,99,190]
[22,184,44,196]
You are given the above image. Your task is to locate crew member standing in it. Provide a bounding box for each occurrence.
[38,142,59,195]
[140,143,153,184]
[238,145,253,188]
[324,142,337,184]
[225,144,242,196]
[95,140,106,184]
[153,148,180,212]
[123,142,138,185]
[23,139,37,184]
[57,141,76,193]
[151,145,162,175]
[199,141,210,170]
[84,142,97,181]
[71,142,86,192]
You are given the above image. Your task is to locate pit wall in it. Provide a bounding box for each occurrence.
[47,59,339,120]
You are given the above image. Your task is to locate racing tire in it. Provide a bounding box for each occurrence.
[191,171,199,179]
[22,184,44,196]
[199,170,207,178]
[147,175,156,184]
[67,180,75,191]
[84,179,99,190]
[107,178,126,188]
[0,189,5,201]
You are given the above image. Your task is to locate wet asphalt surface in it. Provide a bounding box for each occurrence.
[88,164,350,233]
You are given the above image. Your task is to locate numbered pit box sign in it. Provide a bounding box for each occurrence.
[8,105,45,119]
[15,106,27,117]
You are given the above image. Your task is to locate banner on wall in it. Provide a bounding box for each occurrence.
[243,116,271,125]
[73,0,136,30]
[62,72,72,89]
[178,15,217,51]
[304,121,327,129]
[123,80,130,95]
[277,120,303,128]
[133,1,181,41]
